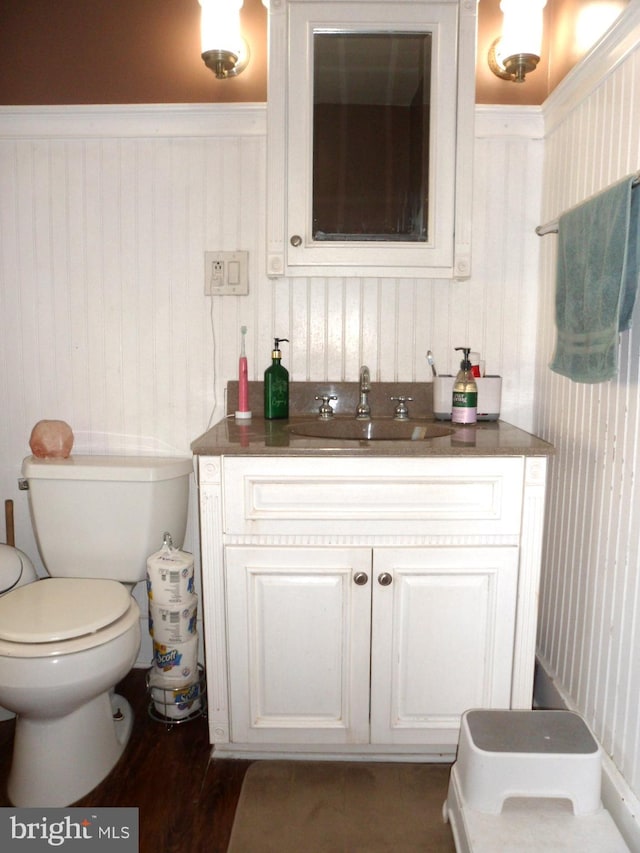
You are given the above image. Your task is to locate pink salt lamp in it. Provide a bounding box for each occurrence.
[29,420,74,458]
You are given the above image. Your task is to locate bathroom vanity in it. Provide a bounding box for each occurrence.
[192,385,553,760]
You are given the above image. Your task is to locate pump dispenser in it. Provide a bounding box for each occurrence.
[452,347,477,424]
[264,337,290,419]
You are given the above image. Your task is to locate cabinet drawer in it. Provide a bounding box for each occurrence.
[222,456,524,537]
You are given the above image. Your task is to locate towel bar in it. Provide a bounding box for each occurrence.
[536,172,640,236]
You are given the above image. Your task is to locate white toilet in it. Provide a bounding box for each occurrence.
[0,454,192,807]
[0,544,38,722]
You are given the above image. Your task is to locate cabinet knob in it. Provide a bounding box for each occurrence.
[290,234,302,247]
[378,572,393,586]
[353,571,369,586]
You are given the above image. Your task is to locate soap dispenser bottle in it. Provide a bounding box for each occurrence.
[264,337,290,419]
[451,347,477,425]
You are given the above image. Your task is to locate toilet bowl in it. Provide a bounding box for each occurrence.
[0,579,141,807]
[0,544,38,722]
[0,454,192,806]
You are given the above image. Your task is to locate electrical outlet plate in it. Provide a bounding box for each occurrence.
[204,251,249,296]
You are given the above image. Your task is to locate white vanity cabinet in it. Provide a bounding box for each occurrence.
[197,453,548,759]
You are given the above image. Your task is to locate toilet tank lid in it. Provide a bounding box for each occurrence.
[22,455,193,482]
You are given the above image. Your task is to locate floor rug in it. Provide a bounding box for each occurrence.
[227,760,456,852]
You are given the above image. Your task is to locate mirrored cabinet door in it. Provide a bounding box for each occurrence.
[312,31,432,244]
[266,0,477,279]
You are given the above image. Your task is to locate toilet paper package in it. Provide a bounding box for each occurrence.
[149,594,198,645]
[152,684,202,721]
[148,667,202,720]
[152,633,199,682]
[146,544,195,605]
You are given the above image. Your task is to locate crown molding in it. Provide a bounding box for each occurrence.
[0,101,546,143]
[474,105,544,139]
[543,2,640,134]
[0,103,267,139]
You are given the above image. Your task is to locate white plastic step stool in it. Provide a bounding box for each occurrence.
[444,709,630,852]
[456,708,601,815]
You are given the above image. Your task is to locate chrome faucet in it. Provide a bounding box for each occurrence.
[355,365,371,419]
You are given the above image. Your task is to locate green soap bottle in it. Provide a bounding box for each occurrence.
[264,337,290,419]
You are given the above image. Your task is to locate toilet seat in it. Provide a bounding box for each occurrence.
[0,577,131,643]
[0,600,140,659]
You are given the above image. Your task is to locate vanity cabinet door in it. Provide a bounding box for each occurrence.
[370,546,519,745]
[225,545,372,745]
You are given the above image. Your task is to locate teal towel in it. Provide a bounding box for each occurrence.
[550,175,640,383]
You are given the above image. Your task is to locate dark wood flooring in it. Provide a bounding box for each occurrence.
[0,668,251,853]
[0,670,458,852]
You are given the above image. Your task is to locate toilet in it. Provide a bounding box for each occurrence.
[0,454,192,807]
[0,544,38,721]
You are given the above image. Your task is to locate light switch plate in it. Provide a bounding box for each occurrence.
[204,251,249,296]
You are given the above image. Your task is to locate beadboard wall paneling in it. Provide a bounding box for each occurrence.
[535,3,640,819]
[0,103,543,666]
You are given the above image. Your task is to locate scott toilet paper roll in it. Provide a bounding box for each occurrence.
[152,633,199,682]
[148,668,202,721]
[149,595,198,645]
[146,535,195,605]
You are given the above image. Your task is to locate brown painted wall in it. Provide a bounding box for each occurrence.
[0,0,627,107]
[0,0,268,104]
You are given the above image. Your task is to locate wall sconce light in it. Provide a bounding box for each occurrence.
[488,0,547,83]
[199,0,249,79]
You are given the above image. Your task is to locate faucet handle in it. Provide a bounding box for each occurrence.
[315,395,337,419]
[390,396,413,420]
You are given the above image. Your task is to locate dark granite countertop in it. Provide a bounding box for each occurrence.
[191,415,553,457]
[191,382,553,458]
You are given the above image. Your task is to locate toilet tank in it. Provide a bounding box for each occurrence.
[22,455,192,584]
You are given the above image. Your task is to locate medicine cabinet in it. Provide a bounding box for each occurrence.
[266,0,477,279]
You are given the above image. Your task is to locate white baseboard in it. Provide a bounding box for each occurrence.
[535,658,640,852]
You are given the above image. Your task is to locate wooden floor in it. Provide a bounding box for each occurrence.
[0,669,459,852]
[0,668,252,853]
